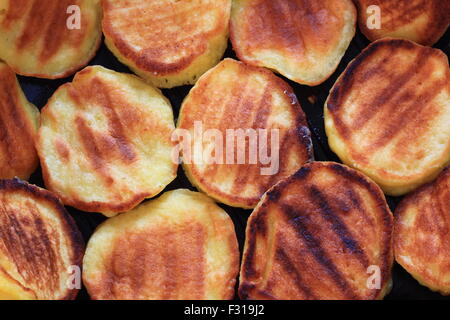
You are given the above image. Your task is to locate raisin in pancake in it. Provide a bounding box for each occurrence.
[239,162,394,300]
[177,58,313,209]
[36,66,177,217]
[83,189,239,300]
[354,0,450,46]
[0,178,84,300]
[325,39,450,196]
[0,0,102,79]
[394,166,450,295]
[102,0,231,88]
[230,0,356,86]
[0,62,39,180]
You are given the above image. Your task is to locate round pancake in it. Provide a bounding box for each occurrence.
[0,178,84,300]
[230,0,356,86]
[36,66,178,217]
[325,38,450,196]
[0,0,102,79]
[354,0,450,46]
[394,166,450,295]
[239,162,394,300]
[0,62,39,180]
[177,58,313,209]
[102,0,231,88]
[83,189,239,300]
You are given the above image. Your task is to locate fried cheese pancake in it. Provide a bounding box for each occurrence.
[394,166,450,295]
[102,0,231,88]
[325,39,450,196]
[239,162,394,300]
[36,66,177,217]
[0,0,102,79]
[83,189,239,300]
[230,0,357,86]
[0,62,39,180]
[177,58,313,209]
[0,178,84,300]
[354,0,450,46]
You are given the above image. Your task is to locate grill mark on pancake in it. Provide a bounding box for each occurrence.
[55,139,71,162]
[206,67,250,181]
[381,0,426,28]
[0,69,35,173]
[1,0,30,29]
[89,79,137,162]
[39,0,73,62]
[75,116,114,186]
[231,84,272,194]
[309,186,370,267]
[281,204,359,299]
[350,49,430,131]
[372,78,446,149]
[275,245,318,299]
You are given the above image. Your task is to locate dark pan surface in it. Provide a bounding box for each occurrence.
[19,28,450,300]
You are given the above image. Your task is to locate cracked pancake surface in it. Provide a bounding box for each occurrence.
[36,66,177,217]
[394,166,450,295]
[0,62,39,180]
[354,0,450,46]
[239,161,393,300]
[102,0,231,88]
[325,38,450,196]
[0,0,102,78]
[177,58,313,209]
[230,0,357,85]
[82,189,239,300]
[0,178,84,300]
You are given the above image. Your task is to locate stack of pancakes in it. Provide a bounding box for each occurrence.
[0,0,448,300]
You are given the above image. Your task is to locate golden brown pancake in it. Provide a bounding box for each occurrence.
[239,162,394,300]
[102,0,231,88]
[325,38,450,196]
[83,189,239,300]
[354,0,450,46]
[0,0,102,79]
[0,178,84,300]
[394,166,450,295]
[0,62,39,180]
[177,58,313,209]
[230,0,357,86]
[36,66,178,217]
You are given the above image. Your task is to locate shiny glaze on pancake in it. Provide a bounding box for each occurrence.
[36,66,177,216]
[354,0,450,46]
[230,0,356,85]
[178,58,313,209]
[394,166,450,295]
[0,178,84,300]
[325,38,450,196]
[83,189,239,300]
[0,62,39,180]
[0,0,102,78]
[102,0,231,88]
[239,162,394,300]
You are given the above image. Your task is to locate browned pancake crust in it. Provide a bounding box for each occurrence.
[230,0,356,85]
[239,162,394,300]
[0,63,39,180]
[101,0,230,87]
[178,58,313,208]
[354,0,450,46]
[0,0,102,78]
[394,166,450,295]
[325,38,450,195]
[0,178,84,299]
